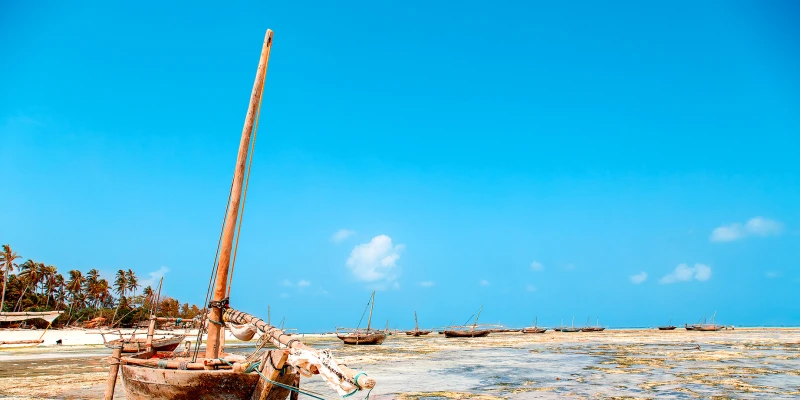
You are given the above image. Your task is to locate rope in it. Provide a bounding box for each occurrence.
[217,358,338,400]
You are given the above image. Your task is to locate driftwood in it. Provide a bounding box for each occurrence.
[0,339,44,345]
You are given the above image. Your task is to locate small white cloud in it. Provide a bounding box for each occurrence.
[765,271,780,279]
[659,263,712,284]
[346,235,404,283]
[525,284,537,292]
[392,281,400,290]
[281,279,293,287]
[530,261,544,271]
[331,229,356,243]
[139,266,169,288]
[630,272,648,284]
[711,217,783,242]
[419,281,435,287]
[297,280,311,287]
[479,279,490,286]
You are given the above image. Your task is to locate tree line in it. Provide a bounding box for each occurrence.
[0,244,201,327]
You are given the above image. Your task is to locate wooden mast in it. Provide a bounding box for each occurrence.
[366,291,375,332]
[473,305,483,330]
[205,29,274,361]
[414,311,418,331]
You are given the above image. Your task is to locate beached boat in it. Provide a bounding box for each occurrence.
[106,29,376,400]
[405,311,432,336]
[560,317,580,333]
[580,317,606,332]
[102,333,185,353]
[522,317,547,334]
[443,306,491,338]
[336,291,387,345]
[658,319,676,330]
[693,312,724,331]
[0,311,63,346]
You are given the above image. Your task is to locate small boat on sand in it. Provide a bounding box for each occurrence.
[521,317,547,334]
[444,306,491,338]
[560,317,580,333]
[658,319,677,330]
[337,291,387,345]
[405,312,432,336]
[580,317,606,332]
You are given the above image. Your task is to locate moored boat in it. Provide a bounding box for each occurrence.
[522,317,547,334]
[443,306,491,338]
[658,319,676,330]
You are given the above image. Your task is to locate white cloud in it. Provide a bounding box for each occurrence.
[525,284,537,292]
[139,266,169,289]
[297,280,311,287]
[346,235,404,283]
[282,279,311,288]
[419,281,435,287]
[479,279,490,286]
[659,263,712,284]
[765,271,780,279]
[331,229,356,243]
[281,279,293,287]
[710,217,783,242]
[530,261,544,271]
[630,272,648,284]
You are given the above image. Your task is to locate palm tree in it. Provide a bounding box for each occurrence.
[84,269,100,308]
[0,244,22,312]
[53,274,66,310]
[66,270,85,310]
[15,260,41,311]
[96,279,111,309]
[126,269,139,305]
[114,269,127,299]
[42,265,57,308]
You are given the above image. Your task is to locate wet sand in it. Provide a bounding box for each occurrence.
[1,328,798,399]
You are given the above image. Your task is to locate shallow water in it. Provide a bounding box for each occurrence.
[1,328,798,399]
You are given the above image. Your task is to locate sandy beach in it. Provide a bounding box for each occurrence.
[1,327,798,399]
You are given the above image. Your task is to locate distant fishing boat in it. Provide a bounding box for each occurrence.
[521,317,547,334]
[336,291,387,345]
[658,319,677,330]
[444,306,491,338]
[0,311,63,345]
[694,311,724,331]
[560,317,580,333]
[580,317,606,332]
[405,312,432,336]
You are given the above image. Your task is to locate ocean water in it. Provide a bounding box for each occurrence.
[0,328,798,399]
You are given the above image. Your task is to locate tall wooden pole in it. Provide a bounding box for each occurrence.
[366,291,375,332]
[205,29,273,360]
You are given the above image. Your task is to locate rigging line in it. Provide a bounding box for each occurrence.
[227,65,266,297]
[354,297,371,332]
[192,170,237,363]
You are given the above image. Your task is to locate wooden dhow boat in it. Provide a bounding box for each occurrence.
[336,291,387,345]
[658,319,677,330]
[405,311,432,336]
[0,311,63,345]
[104,29,376,400]
[560,317,581,333]
[443,306,491,338]
[580,317,606,332]
[521,317,547,334]
[693,312,724,331]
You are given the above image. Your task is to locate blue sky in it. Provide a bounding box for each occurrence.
[1,1,798,330]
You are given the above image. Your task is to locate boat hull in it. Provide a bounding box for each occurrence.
[106,335,185,353]
[658,326,677,331]
[405,330,432,336]
[521,328,547,334]
[560,328,580,333]
[580,327,606,332]
[121,365,259,400]
[443,330,490,338]
[337,332,386,345]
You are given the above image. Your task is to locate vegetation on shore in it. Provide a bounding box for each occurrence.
[0,244,201,327]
